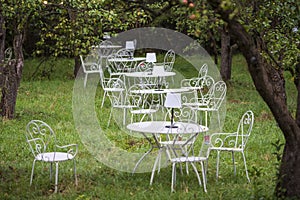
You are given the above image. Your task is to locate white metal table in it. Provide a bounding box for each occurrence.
[124,71,175,78]
[129,88,190,94]
[127,121,208,184]
[108,57,146,63]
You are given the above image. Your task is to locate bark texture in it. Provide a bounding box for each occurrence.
[0,33,23,119]
[220,25,232,81]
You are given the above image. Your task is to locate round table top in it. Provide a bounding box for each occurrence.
[94,45,123,49]
[103,88,125,92]
[126,121,208,134]
[129,88,190,94]
[125,71,176,78]
[108,57,146,62]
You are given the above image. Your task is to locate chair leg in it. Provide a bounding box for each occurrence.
[30,160,37,186]
[242,151,250,182]
[74,159,78,186]
[101,91,107,108]
[150,149,162,185]
[232,151,236,176]
[122,108,127,126]
[84,74,88,88]
[216,151,220,180]
[54,162,59,193]
[200,161,207,192]
[50,162,53,182]
[185,146,189,175]
[171,162,176,192]
[107,108,113,128]
[217,111,221,130]
[191,162,202,186]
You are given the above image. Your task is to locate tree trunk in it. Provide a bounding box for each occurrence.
[0,11,6,99]
[74,56,81,77]
[208,1,300,198]
[0,33,23,119]
[0,11,5,62]
[220,24,232,81]
[1,60,18,119]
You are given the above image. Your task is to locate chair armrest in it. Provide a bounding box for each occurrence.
[56,144,78,158]
[84,62,100,71]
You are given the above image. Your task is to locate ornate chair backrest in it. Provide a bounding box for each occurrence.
[209,110,254,152]
[116,48,131,58]
[106,78,127,107]
[163,49,175,72]
[114,48,136,71]
[198,63,208,78]
[135,61,152,72]
[106,53,118,74]
[209,80,227,110]
[196,75,215,105]
[163,106,198,144]
[128,84,160,110]
[235,110,254,149]
[98,40,114,58]
[165,106,197,124]
[25,120,56,158]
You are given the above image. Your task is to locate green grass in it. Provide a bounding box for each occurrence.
[0,54,289,199]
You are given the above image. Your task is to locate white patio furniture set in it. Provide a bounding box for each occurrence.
[24,38,255,194]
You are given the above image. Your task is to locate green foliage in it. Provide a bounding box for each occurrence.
[173,1,223,47]
[223,0,299,74]
[0,0,42,41]
[35,0,121,57]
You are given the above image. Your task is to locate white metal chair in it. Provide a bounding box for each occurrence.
[134,61,157,87]
[98,67,114,108]
[116,48,138,71]
[209,110,254,182]
[180,75,215,92]
[106,78,141,127]
[97,40,116,68]
[80,53,101,87]
[150,106,198,185]
[155,49,175,84]
[98,40,113,57]
[195,80,226,128]
[167,134,210,193]
[106,53,126,79]
[156,49,175,72]
[127,84,160,122]
[25,120,78,193]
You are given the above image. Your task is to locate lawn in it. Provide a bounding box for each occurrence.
[0,54,290,199]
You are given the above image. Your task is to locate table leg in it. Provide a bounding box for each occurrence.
[132,133,160,174]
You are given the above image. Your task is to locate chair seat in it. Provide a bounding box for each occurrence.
[114,105,137,109]
[36,152,74,162]
[209,147,243,152]
[171,156,207,163]
[131,109,157,114]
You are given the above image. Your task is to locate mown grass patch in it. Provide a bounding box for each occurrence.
[0,54,288,199]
